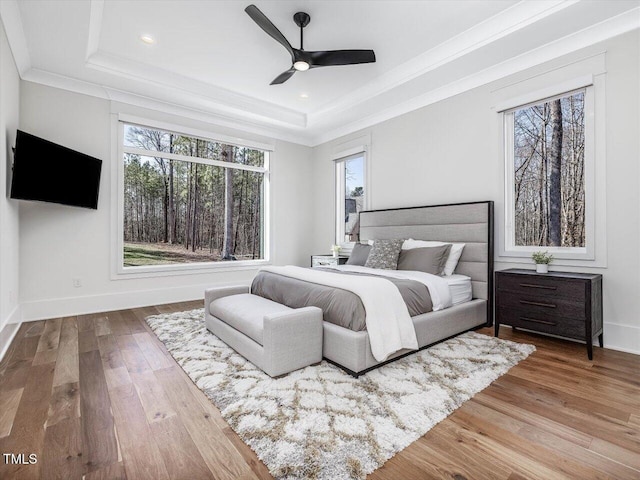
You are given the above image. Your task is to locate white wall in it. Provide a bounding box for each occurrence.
[18,82,314,320]
[0,18,21,358]
[311,31,640,354]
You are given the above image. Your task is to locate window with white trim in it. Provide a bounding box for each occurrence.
[503,86,594,258]
[118,122,269,272]
[335,152,366,245]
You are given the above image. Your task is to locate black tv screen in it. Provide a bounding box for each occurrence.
[10,130,102,209]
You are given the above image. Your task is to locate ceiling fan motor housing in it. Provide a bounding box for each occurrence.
[293,12,311,28]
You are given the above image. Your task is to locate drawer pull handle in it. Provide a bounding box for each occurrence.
[520,283,557,290]
[520,300,556,308]
[520,316,557,326]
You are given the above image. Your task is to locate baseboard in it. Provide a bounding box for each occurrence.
[602,322,640,355]
[16,289,640,358]
[0,305,22,362]
[19,282,244,322]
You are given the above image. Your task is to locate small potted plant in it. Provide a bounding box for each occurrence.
[330,244,342,258]
[532,251,553,273]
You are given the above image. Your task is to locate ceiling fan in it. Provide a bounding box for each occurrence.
[245,4,376,85]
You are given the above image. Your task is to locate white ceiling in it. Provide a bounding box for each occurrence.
[2,0,639,145]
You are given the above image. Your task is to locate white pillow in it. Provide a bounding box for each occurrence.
[402,239,465,276]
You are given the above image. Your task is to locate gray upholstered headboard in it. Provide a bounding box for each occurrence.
[359,201,494,324]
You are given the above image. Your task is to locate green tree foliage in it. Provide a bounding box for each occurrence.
[350,186,364,197]
[123,125,264,264]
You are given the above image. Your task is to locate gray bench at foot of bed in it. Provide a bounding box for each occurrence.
[204,286,323,377]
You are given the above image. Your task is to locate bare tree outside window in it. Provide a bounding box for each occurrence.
[343,155,365,243]
[512,90,585,247]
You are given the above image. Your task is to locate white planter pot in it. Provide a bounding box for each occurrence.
[536,264,549,274]
[332,251,339,258]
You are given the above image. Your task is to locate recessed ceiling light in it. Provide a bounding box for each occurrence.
[299,93,309,99]
[140,34,155,45]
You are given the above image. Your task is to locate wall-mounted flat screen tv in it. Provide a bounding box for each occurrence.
[10,130,102,210]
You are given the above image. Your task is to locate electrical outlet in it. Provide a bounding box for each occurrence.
[72,278,82,288]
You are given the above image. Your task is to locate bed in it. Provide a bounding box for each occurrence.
[253,201,494,376]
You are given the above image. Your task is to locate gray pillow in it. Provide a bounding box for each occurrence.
[397,244,452,275]
[346,243,372,266]
[364,239,404,270]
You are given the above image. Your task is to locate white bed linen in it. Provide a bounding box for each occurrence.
[330,265,453,311]
[260,266,418,362]
[444,274,473,306]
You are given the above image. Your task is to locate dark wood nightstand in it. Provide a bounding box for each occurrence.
[495,268,603,360]
[310,255,348,267]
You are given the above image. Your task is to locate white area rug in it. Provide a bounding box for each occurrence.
[146,308,535,480]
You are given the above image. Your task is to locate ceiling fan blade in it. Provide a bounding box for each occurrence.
[245,5,294,61]
[270,68,296,85]
[309,49,376,67]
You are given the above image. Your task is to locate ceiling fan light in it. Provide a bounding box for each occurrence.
[293,61,310,71]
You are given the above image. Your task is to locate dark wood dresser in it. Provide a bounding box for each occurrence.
[495,268,603,359]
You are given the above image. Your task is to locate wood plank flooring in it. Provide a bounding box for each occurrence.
[0,301,639,479]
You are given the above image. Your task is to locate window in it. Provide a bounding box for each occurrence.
[117,121,269,273]
[335,153,366,245]
[504,87,594,258]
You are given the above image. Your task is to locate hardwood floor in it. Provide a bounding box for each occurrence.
[1,301,639,479]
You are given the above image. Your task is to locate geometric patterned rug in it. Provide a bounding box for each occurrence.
[146,309,535,480]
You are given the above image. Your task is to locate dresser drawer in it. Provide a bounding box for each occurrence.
[497,306,585,339]
[311,255,348,267]
[497,273,586,301]
[497,291,586,320]
[312,257,336,267]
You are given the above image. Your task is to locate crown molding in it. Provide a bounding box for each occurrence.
[3,0,639,149]
[1,0,312,145]
[22,68,110,99]
[104,87,314,146]
[0,0,31,75]
[86,51,307,128]
[21,68,314,146]
[307,0,579,126]
[309,6,640,146]
[53,0,583,134]
[85,0,104,60]
[83,0,306,130]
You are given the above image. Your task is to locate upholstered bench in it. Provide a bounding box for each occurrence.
[204,286,323,377]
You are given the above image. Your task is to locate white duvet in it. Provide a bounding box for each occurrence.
[259,265,452,362]
[330,265,453,311]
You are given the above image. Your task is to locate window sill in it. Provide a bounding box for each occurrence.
[501,246,591,260]
[496,254,606,269]
[112,259,270,280]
